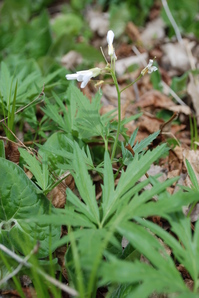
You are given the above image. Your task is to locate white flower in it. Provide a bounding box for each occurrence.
[66,67,101,88]
[141,59,158,76]
[107,30,115,57]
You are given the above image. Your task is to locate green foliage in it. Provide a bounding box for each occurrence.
[0,0,198,297]
[0,157,60,258]
[121,128,161,165]
[51,13,83,38]
[32,140,199,297]
[171,72,188,99]
[190,116,198,151]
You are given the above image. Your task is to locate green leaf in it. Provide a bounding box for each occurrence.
[32,208,95,230]
[0,140,5,158]
[117,221,187,293]
[122,130,161,166]
[68,84,104,139]
[19,148,49,191]
[0,158,60,258]
[71,142,100,225]
[186,159,199,191]
[136,213,199,284]
[101,151,115,213]
[117,144,167,198]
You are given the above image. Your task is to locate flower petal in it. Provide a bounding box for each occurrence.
[107,30,114,45]
[80,73,92,88]
[65,74,78,80]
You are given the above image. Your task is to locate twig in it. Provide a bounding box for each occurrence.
[0,243,39,286]
[161,0,182,44]
[0,244,78,296]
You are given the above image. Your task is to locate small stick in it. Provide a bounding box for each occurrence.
[0,243,40,286]
[160,112,179,133]
[0,244,78,296]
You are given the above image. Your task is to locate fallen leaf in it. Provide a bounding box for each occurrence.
[5,141,20,164]
[126,21,141,42]
[47,173,75,208]
[61,51,83,69]
[161,41,190,72]
[140,18,165,46]
[86,10,109,36]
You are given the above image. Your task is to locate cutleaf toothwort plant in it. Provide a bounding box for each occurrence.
[66,30,157,161]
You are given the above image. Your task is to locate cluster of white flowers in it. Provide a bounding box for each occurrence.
[65,30,157,88]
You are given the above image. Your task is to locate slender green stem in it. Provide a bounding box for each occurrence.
[120,74,142,93]
[104,137,108,151]
[111,70,121,162]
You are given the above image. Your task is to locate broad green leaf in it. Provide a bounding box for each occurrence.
[0,158,60,257]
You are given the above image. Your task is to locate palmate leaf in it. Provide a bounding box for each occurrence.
[132,191,199,218]
[113,221,189,297]
[101,144,168,225]
[68,84,105,139]
[68,142,100,226]
[122,129,160,165]
[136,213,199,289]
[99,256,189,298]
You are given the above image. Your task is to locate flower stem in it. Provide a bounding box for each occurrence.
[111,70,121,162]
[120,74,142,93]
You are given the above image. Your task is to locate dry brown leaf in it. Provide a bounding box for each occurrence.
[126,22,141,42]
[86,10,109,36]
[47,173,75,208]
[161,41,190,72]
[5,141,20,164]
[168,104,191,115]
[139,114,164,133]
[61,51,83,69]
[134,90,176,109]
[140,18,165,46]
